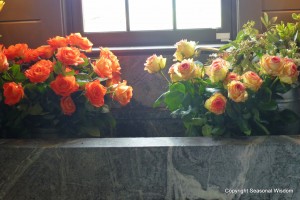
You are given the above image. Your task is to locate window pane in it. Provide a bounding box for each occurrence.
[82,0,126,32]
[128,0,173,31]
[176,0,221,29]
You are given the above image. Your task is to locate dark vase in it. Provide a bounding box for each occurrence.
[275,88,300,135]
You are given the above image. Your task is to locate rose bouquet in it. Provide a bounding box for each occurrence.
[0,33,133,138]
[144,13,300,137]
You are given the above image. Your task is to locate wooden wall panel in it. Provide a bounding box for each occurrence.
[0,0,65,48]
[262,0,300,11]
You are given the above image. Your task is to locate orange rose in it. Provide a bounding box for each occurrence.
[67,33,93,52]
[4,43,28,60]
[25,60,53,83]
[35,45,54,59]
[60,96,76,115]
[279,58,299,84]
[260,55,284,76]
[50,75,79,96]
[223,72,240,88]
[3,82,24,105]
[100,48,121,73]
[144,54,166,73]
[93,56,113,79]
[207,58,229,83]
[204,92,227,115]
[23,49,40,63]
[0,51,9,73]
[106,72,121,87]
[85,80,107,107]
[56,47,85,66]
[112,80,133,106]
[227,80,248,102]
[242,71,263,92]
[173,39,196,61]
[47,36,68,49]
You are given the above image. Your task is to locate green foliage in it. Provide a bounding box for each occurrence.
[152,13,300,137]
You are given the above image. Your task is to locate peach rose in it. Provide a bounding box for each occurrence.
[0,51,9,73]
[242,71,263,92]
[207,58,229,83]
[25,60,53,83]
[50,75,79,96]
[112,80,133,106]
[173,59,197,80]
[35,45,54,60]
[47,36,68,49]
[227,80,248,102]
[144,54,166,73]
[168,63,183,82]
[93,56,113,79]
[4,43,28,60]
[279,58,299,84]
[67,33,93,52]
[223,72,241,88]
[100,48,121,73]
[3,82,24,105]
[204,92,227,115]
[173,39,196,61]
[60,96,76,115]
[85,80,107,107]
[260,55,284,76]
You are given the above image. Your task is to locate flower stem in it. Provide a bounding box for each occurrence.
[160,70,170,84]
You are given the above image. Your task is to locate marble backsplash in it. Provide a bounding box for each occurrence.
[0,136,300,200]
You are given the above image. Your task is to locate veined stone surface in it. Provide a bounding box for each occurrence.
[0,136,299,200]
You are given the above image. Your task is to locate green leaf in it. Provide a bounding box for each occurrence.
[164,91,184,111]
[259,100,278,111]
[80,126,101,137]
[170,82,186,93]
[153,92,167,108]
[237,119,251,136]
[202,124,212,136]
[53,61,65,75]
[27,103,44,115]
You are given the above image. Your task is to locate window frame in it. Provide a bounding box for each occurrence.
[67,0,236,47]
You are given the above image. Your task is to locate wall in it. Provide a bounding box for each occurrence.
[237,0,300,31]
[0,0,66,48]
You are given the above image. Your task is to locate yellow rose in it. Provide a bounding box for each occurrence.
[279,58,299,84]
[242,71,263,92]
[227,81,248,102]
[204,92,227,115]
[207,58,229,83]
[144,54,166,73]
[260,55,284,76]
[0,1,5,12]
[173,39,196,61]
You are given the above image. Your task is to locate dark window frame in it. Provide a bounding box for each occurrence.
[66,0,237,47]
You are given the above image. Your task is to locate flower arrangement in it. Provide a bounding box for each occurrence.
[0,33,133,138]
[144,13,300,137]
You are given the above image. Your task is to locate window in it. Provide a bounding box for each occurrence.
[68,0,236,47]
